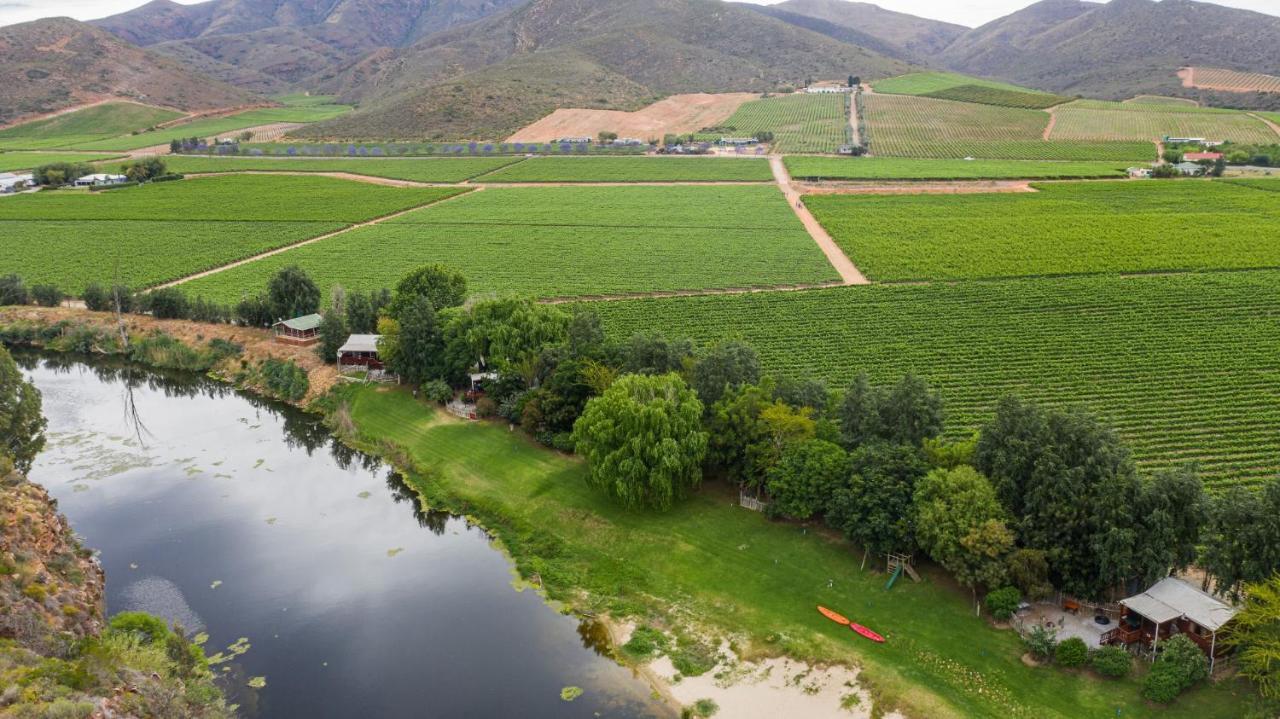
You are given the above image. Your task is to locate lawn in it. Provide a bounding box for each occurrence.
[182,185,838,301]
[159,156,521,183]
[65,106,354,152]
[340,384,1262,719]
[707,94,849,153]
[0,175,466,293]
[803,180,1280,280]
[1050,100,1278,144]
[472,156,775,182]
[0,103,184,150]
[0,152,122,172]
[784,157,1129,180]
[588,271,1280,489]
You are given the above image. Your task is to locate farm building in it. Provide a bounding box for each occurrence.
[611,138,646,146]
[73,173,127,188]
[273,314,323,346]
[1102,577,1238,671]
[719,137,759,146]
[1173,161,1205,176]
[805,85,853,94]
[1127,167,1153,178]
[0,172,33,193]
[554,137,593,144]
[337,334,383,371]
[1164,136,1208,144]
[1184,152,1223,161]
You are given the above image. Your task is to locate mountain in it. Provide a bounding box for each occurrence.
[768,0,967,57]
[737,4,921,63]
[93,0,528,90]
[293,0,914,141]
[0,17,262,126]
[938,0,1280,100]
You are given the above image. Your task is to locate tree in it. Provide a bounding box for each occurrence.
[387,264,467,318]
[914,466,1013,608]
[122,157,166,183]
[1225,574,1280,699]
[317,311,349,364]
[691,341,760,407]
[267,265,320,321]
[619,332,694,376]
[572,373,707,511]
[848,75,858,88]
[837,372,884,448]
[0,346,47,473]
[705,381,774,485]
[1133,466,1206,584]
[1202,481,1280,598]
[0,274,29,306]
[380,296,444,385]
[31,284,63,307]
[146,287,190,319]
[598,131,618,144]
[985,587,1021,620]
[882,373,944,446]
[827,443,929,556]
[765,439,847,520]
[566,309,607,359]
[1211,156,1227,177]
[773,377,829,414]
[1005,548,1053,601]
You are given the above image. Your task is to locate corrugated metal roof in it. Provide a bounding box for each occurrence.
[1122,578,1238,631]
[275,314,323,331]
[339,334,381,354]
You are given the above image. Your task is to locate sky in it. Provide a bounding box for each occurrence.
[0,0,1277,28]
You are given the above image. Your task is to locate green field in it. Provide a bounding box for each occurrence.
[0,152,122,172]
[339,385,1259,719]
[1124,96,1202,107]
[1051,100,1278,144]
[710,94,849,153]
[0,103,184,150]
[1227,177,1280,192]
[861,94,1152,160]
[472,156,774,182]
[182,185,838,301]
[784,157,1129,180]
[871,71,1071,109]
[805,180,1280,281]
[67,106,354,151]
[589,271,1280,488]
[0,176,464,293]
[159,156,521,183]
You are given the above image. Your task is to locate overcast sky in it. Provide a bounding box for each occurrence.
[0,0,1277,28]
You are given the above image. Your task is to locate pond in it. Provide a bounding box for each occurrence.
[20,354,668,718]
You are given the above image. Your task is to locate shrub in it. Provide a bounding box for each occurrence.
[421,379,453,404]
[475,396,498,419]
[622,626,669,660]
[1142,662,1186,703]
[1024,624,1057,661]
[1142,634,1209,702]
[985,586,1021,620]
[235,293,274,328]
[108,611,170,645]
[1055,637,1089,667]
[0,274,30,306]
[145,287,190,320]
[82,283,109,311]
[31,284,64,307]
[259,358,309,402]
[1090,646,1131,678]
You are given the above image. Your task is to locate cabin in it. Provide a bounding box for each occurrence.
[337,334,383,371]
[272,314,323,346]
[73,173,127,188]
[1184,152,1223,162]
[1102,577,1238,671]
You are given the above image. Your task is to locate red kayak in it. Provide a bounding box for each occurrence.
[817,605,850,626]
[849,622,885,643]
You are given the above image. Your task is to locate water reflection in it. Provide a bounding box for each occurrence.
[21,352,668,719]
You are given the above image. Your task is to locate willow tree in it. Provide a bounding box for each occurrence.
[572,373,707,511]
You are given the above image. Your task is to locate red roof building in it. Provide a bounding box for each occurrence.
[1184,152,1223,161]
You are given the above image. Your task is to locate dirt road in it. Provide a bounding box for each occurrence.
[769,156,868,286]
[848,92,861,147]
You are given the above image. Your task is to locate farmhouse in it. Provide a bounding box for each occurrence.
[1173,161,1205,176]
[719,137,759,146]
[272,313,323,346]
[337,334,383,371]
[1184,152,1223,161]
[1102,577,1238,671]
[1164,136,1208,144]
[805,85,853,94]
[73,173,127,188]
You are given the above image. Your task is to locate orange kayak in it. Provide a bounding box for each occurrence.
[817,605,850,626]
[849,622,885,643]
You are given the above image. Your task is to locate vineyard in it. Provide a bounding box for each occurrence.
[0,102,183,150]
[1227,178,1280,193]
[871,72,1043,96]
[182,185,838,302]
[160,156,521,183]
[1123,96,1201,107]
[1050,100,1278,144]
[861,94,1152,160]
[1186,68,1280,94]
[804,180,1280,281]
[68,105,355,152]
[920,85,1072,110]
[0,152,121,172]
[784,157,1128,180]
[472,156,774,183]
[588,271,1280,489]
[707,94,848,153]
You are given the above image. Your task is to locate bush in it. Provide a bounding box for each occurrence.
[235,293,274,328]
[108,611,170,645]
[259,358,309,402]
[1024,624,1057,661]
[985,586,1021,620]
[145,287,190,319]
[475,396,498,419]
[1090,646,1131,678]
[1055,637,1089,667]
[421,379,453,404]
[1142,634,1209,702]
[31,284,63,307]
[1142,662,1186,703]
[82,283,109,311]
[0,274,30,306]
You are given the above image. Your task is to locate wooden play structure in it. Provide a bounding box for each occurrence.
[885,553,921,589]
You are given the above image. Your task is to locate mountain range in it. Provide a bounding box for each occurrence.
[3,0,1279,135]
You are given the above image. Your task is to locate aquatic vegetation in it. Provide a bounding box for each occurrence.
[560,686,584,702]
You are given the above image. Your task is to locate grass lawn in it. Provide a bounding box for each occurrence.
[0,152,123,172]
[158,155,521,183]
[339,385,1262,719]
[784,157,1129,180]
[473,156,775,183]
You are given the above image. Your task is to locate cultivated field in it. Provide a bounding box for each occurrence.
[0,102,183,150]
[1227,177,1280,192]
[159,156,521,183]
[506,93,757,143]
[0,175,463,292]
[1050,100,1279,144]
[805,180,1280,281]
[710,94,848,153]
[589,271,1280,488]
[1124,95,1200,107]
[862,93,1152,160]
[1181,67,1280,94]
[870,72,1071,109]
[69,105,354,151]
[182,185,838,301]
[473,156,774,183]
[0,151,122,172]
[785,157,1128,180]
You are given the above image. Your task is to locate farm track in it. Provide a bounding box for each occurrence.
[1042,107,1057,140]
[182,171,774,189]
[1250,113,1280,139]
[182,171,457,188]
[770,156,869,286]
[155,188,481,289]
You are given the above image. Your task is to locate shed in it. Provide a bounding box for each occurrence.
[1103,577,1238,670]
[0,172,33,193]
[73,173,127,187]
[337,334,383,370]
[272,314,323,346]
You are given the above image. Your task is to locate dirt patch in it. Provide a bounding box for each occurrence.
[506,93,757,143]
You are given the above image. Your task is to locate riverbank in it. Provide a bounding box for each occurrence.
[1,308,1264,718]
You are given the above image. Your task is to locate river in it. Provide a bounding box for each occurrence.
[20,354,668,718]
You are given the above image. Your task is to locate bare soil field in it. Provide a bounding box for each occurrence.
[1180,67,1280,93]
[506,93,758,142]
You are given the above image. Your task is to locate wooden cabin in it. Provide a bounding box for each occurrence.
[337,334,383,371]
[1102,577,1238,670]
[273,314,323,346]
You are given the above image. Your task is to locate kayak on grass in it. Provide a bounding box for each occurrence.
[817,605,850,625]
[849,622,885,643]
